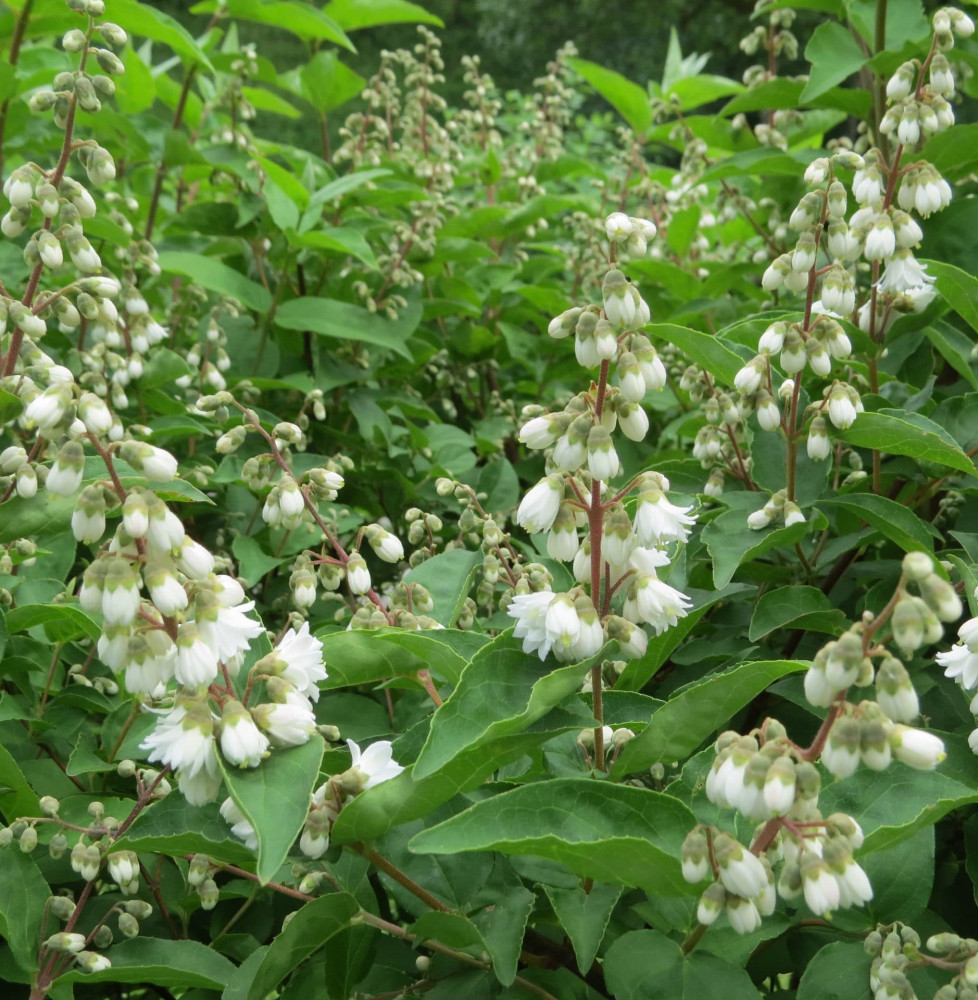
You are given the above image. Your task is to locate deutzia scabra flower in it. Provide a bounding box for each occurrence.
[255,622,328,702]
[342,738,404,791]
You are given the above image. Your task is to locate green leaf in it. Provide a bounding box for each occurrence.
[308,168,393,206]
[157,251,271,312]
[925,258,978,335]
[748,586,848,641]
[701,492,811,589]
[241,85,301,119]
[231,535,287,588]
[565,58,652,134]
[471,884,535,985]
[698,147,819,181]
[0,494,76,544]
[613,660,808,776]
[141,346,193,388]
[411,911,485,950]
[413,632,603,780]
[317,629,427,688]
[542,883,622,974]
[815,494,936,553]
[288,227,378,269]
[647,323,745,387]
[330,701,595,843]
[820,760,977,854]
[924,123,978,182]
[219,735,325,883]
[839,411,978,477]
[57,939,237,990]
[796,941,873,1000]
[4,603,100,643]
[0,386,23,422]
[666,75,744,112]
[110,0,214,69]
[604,930,764,1000]
[0,742,41,823]
[299,50,366,113]
[223,0,354,48]
[402,548,483,626]
[66,732,116,776]
[0,849,48,975]
[924,320,978,391]
[800,20,867,102]
[325,0,444,29]
[410,780,695,897]
[246,893,360,1000]
[274,295,420,361]
[373,629,468,685]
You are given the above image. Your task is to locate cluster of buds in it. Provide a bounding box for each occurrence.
[747,487,805,531]
[863,924,978,1000]
[692,722,873,932]
[881,8,973,149]
[820,700,946,777]
[890,551,963,656]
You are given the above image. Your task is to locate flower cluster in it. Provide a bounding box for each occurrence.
[509,213,696,670]
[690,728,872,930]
[140,622,328,805]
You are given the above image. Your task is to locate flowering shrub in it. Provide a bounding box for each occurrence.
[2,0,978,997]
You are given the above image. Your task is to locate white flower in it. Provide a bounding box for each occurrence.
[734,358,765,395]
[726,895,762,935]
[221,797,258,850]
[802,858,841,915]
[366,524,404,563]
[76,952,112,973]
[262,622,328,701]
[878,251,934,294]
[345,551,372,594]
[864,216,895,260]
[107,851,138,887]
[889,725,945,769]
[346,738,404,789]
[634,491,696,547]
[519,415,558,449]
[617,401,649,441]
[605,212,634,242]
[45,932,87,954]
[252,699,317,746]
[176,538,215,580]
[220,700,269,768]
[827,387,858,430]
[145,564,188,616]
[623,574,693,635]
[516,475,564,534]
[544,592,581,659]
[937,643,978,690]
[197,599,264,664]
[141,702,218,786]
[174,624,220,688]
[508,590,557,660]
[716,838,768,899]
[25,385,71,432]
[47,459,84,497]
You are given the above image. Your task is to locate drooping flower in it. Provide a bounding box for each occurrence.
[256,622,328,702]
[345,738,404,790]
